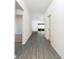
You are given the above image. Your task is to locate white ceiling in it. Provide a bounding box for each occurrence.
[24,0,53,13]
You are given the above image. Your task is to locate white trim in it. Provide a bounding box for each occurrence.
[50,42,62,59]
[16,0,24,10]
[22,32,32,45]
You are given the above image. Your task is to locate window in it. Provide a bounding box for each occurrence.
[38,23,45,31]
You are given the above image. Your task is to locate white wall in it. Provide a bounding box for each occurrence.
[23,2,32,45]
[16,0,32,45]
[32,13,44,31]
[16,9,23,15]
[44,0,64,59]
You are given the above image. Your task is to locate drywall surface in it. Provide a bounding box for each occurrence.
[22,3,32,44]
[44,0,64,59]
[16,9,23,15]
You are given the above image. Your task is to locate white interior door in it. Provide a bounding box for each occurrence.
[48,14,54,42]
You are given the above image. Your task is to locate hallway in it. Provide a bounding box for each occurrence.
[15,0,64,59]
[15,32,61,59]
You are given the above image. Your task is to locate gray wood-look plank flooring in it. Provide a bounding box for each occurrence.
[15,32,61,59]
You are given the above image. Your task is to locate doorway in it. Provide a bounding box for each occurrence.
[15,1,23,57]
[48,14,53,43]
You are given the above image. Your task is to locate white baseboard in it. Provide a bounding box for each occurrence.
[50,42,63,59]
[22,32,32,45]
